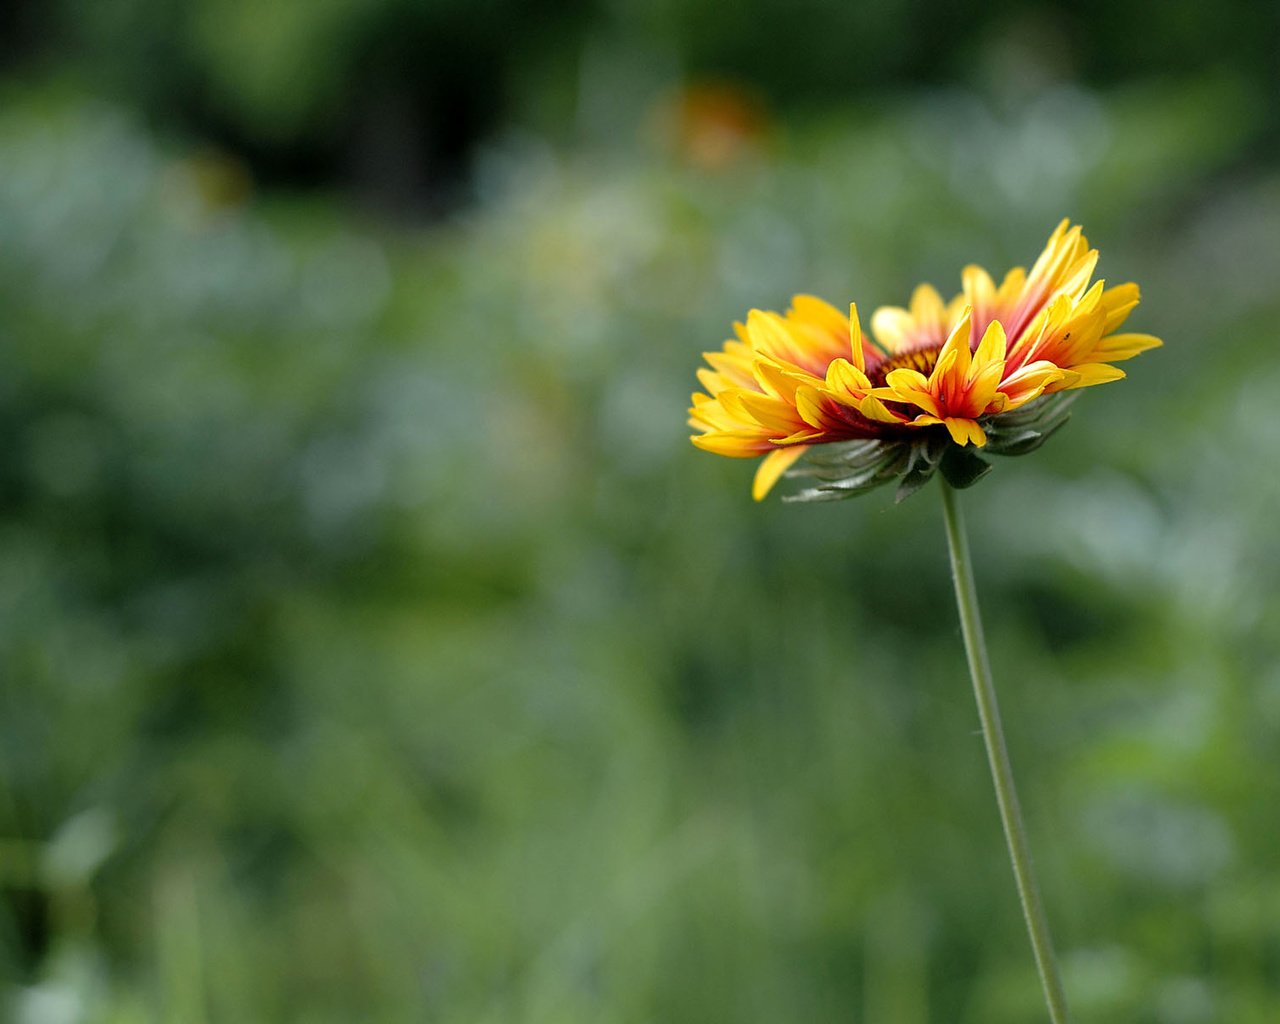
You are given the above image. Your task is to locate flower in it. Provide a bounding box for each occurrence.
[689,220,1162,502]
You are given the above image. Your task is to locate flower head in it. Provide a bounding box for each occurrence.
[689,221,1161,501]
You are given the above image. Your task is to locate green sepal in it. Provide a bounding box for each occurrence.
[893,437,945,503]
[796,439,884,468]
[985,416,1071,456]
[777,394,1081,504]
[893,460,937,503]
[939,445,993,489]
[982,393,1075,457]
[784,446,908,503]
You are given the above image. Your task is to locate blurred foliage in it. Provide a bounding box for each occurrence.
[3,0,1276,205]
[1,17,1280,1024]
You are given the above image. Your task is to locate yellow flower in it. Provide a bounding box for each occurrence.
[689,220,1161,501]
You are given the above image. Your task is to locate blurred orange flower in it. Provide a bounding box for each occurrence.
[652,81,769,171]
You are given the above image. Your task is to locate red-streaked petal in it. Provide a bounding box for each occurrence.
[997,360,1066,408]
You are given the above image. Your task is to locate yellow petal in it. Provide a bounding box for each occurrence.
[737,392,801,434]
[715,388,749,421]
[775,429,825,445]
[930,310,973,410]
[870,307,914,352]
[879,371,942,418]
[689,394,748,432]
[826,357,871,399]
[995,266,1027,307]
[966,321,1009,412]
[753,358,817,402]
[1056,308,1109,366]
[998,360,1066,408]
[858,395,906,423]
[1059,363,1126,388]
[1075,278,1106,315]
[849,303,865,371]
[1056,249,1099,300]
[690,431,772,456]
[696,367,726,395]
[962,265,997,324]
[795,386,840,431]
[942,417,987,446]
[967,361,1007,413]
[704,350,756,389]
[883,367,931,392]
[1010,292,1073,365]
[790,295,848,334]
[746,309,801,361]
[936,306,975,380]
[1093,332,1163,362]
[1023,220,1071,285]
[752,446,808,501]
[1101,283,1140,332]
[909,283,946,331]
[971,319,1007,371]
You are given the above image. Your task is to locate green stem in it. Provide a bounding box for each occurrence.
[939,480,1071,1024]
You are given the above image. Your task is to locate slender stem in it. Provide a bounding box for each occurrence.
[939,480,1071,1024]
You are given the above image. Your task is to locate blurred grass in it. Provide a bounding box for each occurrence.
[1,70,1279,1022]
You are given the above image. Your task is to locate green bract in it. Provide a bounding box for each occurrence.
[783,394,1078,504]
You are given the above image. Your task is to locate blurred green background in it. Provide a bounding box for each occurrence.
[1,1,1279,1021]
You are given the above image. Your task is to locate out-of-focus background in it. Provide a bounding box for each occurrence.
[1,1,1278,1021]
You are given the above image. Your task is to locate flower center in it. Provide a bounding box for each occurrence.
[867,342,942,387]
